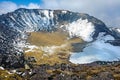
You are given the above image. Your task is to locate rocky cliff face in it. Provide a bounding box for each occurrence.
[0,8,120,68]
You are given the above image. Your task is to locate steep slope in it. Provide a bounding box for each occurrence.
[109,28,120,40]
[0,8,110,53]
[0,8,120,67]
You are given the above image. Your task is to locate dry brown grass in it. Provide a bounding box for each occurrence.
[0,69,22,80]
[25,51,69,65]
[24,45,71,65]
[27,31,68,46]
[27,31,83,46]
[113,74,120,80]
[25,31,84,65]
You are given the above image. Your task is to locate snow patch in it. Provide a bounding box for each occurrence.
[25,44,67,54]
[25,44,67,55]
[42,10,50,19]
[50,11,54,18]
[0,66,4,70]
[117,28,120,33]
[41,44,66,54]
[62,19,95,42]
[25,45,39,53]
[62,11,67,14]
[41,46,56,54]
[69,33,120,64]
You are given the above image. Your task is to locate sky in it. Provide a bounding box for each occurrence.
[0,0,120,28]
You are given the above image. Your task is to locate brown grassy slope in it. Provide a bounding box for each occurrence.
[25,31,84,65]
[27,30,83,46]
[0,69,22,80]
[27,31,68,46]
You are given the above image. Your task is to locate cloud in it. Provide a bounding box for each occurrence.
[0,1,17,15]
[0,0,120,27]
[19,3,40,9]
[0,1,40,15]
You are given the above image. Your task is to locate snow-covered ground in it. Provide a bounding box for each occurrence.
[116,28,120,33]
[63,19,95,42]
[70,33,120,64]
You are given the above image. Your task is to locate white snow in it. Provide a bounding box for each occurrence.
[50,11,54,19]
[41,44,67,54]
[0,66,4,70]
[69,33,120,64]
[25,44,67,55]
[117,28,120,33]
[10,70,16,73]
[63,19,95,42]
[42,10,50,19]
[38,10,55,30]
[25,45,39,53]
[41,46,56,54]
[10,10,55,33]
[62,11,67,14]
[13,39,26,53]
[16,41,26,48]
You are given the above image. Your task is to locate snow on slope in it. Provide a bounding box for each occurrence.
[9,10,55,32]
[116,28,120,33]
[15,18,96,54]
[25,44,67,55]
[61,19,95,42]
[69,33,120,64]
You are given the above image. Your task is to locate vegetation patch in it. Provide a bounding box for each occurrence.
[0,69,22,80]
[27,31,68,46]
[25,31,84,65]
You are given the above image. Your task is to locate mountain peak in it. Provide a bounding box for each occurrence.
[0,8,120,68]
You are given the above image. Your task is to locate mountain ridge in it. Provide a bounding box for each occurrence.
[0,8,120,68]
